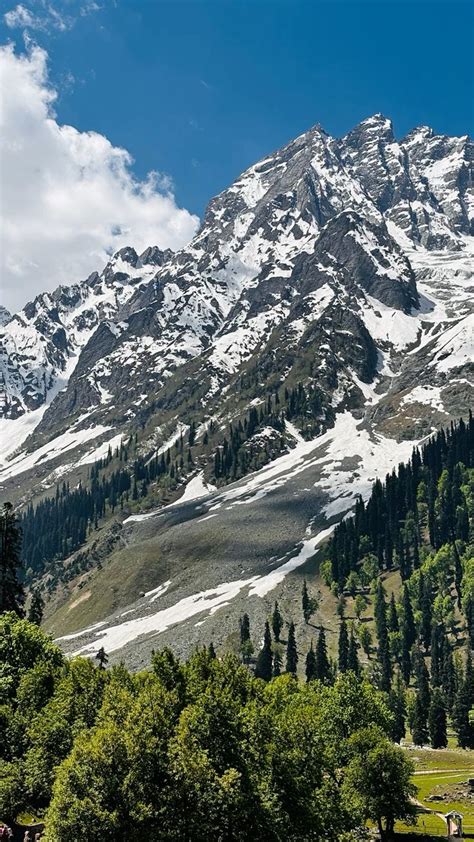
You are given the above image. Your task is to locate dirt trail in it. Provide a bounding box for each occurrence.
[411,797,445,822]
[413,768,468,775]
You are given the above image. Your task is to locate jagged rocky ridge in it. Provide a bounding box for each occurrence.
[0,114,473,662]
[1,116,472,446]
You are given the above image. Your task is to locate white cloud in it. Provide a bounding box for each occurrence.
[4,5,35,29]
[4,3,70,32]
[3,1,101,34]
[0,44,199,312]
[80,1,101,16]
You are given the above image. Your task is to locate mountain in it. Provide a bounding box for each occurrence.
[0,246,172,420]
[0,114,472,666]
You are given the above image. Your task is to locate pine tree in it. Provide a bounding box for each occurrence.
[398,533,411,580]
[465,596,474,649]
[452,682,474,748]
[401,629,411,685]
[285,621,298,675]
[373,580,392,691]
[388,672,406,743]
[208,642,217,659]
[239,614,254,664]
[255,622,273,682]
[302,579,311,623]
[442,643,456,713]
[272,650,282,678]
[401,585,416,650]
[315,627,331,683]
[420,575,432,651]
[379,635,393,692]
[348,627,359,675]
[0,502,24,615]
[239,613,250,644]
[374,580,387,645]
[271,601,283,642]
[465,650,474,708]
[305,640,317,682]
[95,647,108,670]
[338,619,349,673]
[412,648,431,715]
[27,589,44,625]
[412,694,428,746]
[387,592,399,633]
[430,623,443,687]
[428,689,447,749]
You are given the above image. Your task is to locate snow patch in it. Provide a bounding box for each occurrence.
[169,472,217,506]
[77,433,125,466]
[0,423,113,483]
[400,385,445,412]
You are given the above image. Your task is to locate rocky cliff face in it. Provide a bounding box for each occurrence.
[1,114,473,662]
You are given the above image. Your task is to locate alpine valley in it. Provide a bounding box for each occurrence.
[1,114,473,668]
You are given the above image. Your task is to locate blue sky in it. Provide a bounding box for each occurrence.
[2,0,473,217]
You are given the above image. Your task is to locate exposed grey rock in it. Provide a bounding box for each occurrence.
[0,306,12,327]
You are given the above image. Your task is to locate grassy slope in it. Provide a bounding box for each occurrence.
[293,562,404,664]
[395,746,474,838]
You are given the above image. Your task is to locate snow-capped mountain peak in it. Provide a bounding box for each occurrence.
[0,115,472,496]
[1,113,473,665]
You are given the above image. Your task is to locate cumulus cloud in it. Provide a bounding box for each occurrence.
[0,44,199,312]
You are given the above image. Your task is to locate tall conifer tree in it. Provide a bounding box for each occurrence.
[315,627,331,683]
[0,502,24,616]
[302,579,311,624]
[305,640,317,683]
[271,601,283,642]
[348,628,359,675]
[428,689,447,749]
[255,622,273,682]
[286,622,298,675]
[338,619,349,673]
[412,694,428,746]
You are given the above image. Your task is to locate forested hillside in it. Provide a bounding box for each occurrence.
[318,412,474,749]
